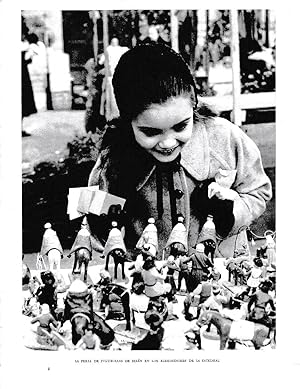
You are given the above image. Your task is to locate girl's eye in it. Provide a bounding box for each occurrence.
[140,128,161,137]
[173,118,191,132]
[173,124,187,132]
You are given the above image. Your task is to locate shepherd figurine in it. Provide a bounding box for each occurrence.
[40,223,63,276]
[68,216,92,283]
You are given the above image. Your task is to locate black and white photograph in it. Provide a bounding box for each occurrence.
[1,2,300,387]
[20,8,277,352]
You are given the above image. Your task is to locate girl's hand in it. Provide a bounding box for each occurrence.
[208,182,239,201]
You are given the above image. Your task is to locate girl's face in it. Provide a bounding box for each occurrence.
[131,95,193,163]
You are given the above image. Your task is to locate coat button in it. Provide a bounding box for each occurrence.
[174,189,184,199]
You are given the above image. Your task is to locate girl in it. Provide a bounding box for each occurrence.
[88,43,272,258]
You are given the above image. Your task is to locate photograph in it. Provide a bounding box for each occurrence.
[20,9,277,353]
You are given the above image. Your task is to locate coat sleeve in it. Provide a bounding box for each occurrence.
[208,118,272,236]
[229,126,272,234]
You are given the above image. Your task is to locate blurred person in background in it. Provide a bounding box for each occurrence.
[22,20,37,136]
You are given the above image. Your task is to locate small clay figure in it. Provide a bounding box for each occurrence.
[183,243,214,292]
[35,270,57,317]
[141,256,171,298]
[75,323,101,350]
[177,249,190,292]
[31,303,59,342]
[136,217,158,257]
[129,243,156,275]
[131,308,165,350]
[40,223,63,276]
[183,273,212,321]
[197,214,217,264]
[94,270,112,312]
[68,217,92,283]
[63,278,94,345]
[247,279,276,333]
[246,257,264,292]
[184,330,201,350]
[238,257,264,300]
[164,215,188,292]
[129,243,156,295]
[265,234,276,268]
[202,283,228,312]
[103,221,127,279]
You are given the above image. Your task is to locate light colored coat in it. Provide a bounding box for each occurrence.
[89,117,272,258]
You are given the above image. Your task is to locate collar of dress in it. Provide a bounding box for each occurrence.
[136,122,209,191]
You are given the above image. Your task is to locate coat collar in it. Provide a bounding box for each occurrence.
[181,121,210,182]
[136,122,210,191]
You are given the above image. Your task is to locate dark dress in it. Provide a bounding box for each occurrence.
[22,50,37,118]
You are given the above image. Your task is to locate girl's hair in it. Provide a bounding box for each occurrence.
[113,42,198,121]
[93,43,218,199]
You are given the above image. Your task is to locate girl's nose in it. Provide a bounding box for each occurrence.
[158,136,177,149]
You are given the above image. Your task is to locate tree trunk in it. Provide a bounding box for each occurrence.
[170,10,179,52]
[92,13,99,62]
[230,9,242,126]
[204,10,210,77]
[265,10,269,47]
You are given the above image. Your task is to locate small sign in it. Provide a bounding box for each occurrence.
[67,186,126,220]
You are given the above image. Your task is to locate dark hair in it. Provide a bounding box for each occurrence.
[41,270,55,285]
[170,242,186,257]
[144,309,162,328]
[142,257,156,270]
[86,323,94,332]
[253,257,263,267]
[113,43,198,121]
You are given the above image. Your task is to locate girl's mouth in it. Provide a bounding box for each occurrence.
[155,145,179,156]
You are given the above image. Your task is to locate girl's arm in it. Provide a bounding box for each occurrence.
[208,118,272,236]
[228,131,271,234]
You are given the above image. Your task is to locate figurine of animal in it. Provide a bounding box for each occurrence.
[105,248,128,280]
[68,217,92,283]
[72,248,91,283]
[197,307,271,350]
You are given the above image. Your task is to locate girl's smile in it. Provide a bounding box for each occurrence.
[131,96,193,163]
